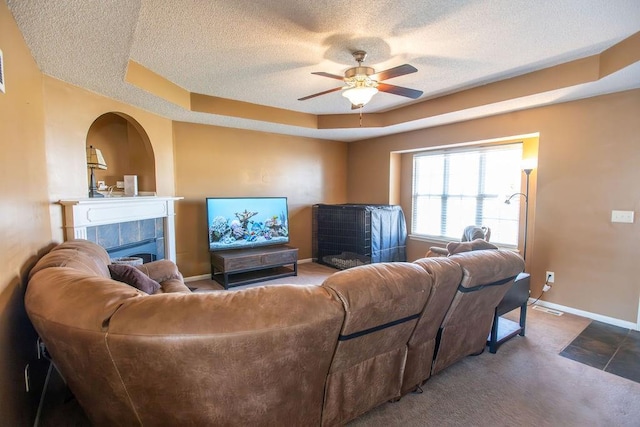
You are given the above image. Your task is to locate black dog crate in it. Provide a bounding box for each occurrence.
[312,204,407,270]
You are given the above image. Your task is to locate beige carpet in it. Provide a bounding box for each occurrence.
[186,261,337,290]
[351,309,640,427]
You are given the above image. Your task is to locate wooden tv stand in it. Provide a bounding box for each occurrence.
[209,245,298,289]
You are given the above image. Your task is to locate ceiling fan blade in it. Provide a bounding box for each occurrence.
[311,71,345,80]
[298,86,342,101]
[372,64,418,81]
[377,83,423,99]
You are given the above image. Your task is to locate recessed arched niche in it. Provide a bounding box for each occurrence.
[86,112,156,195]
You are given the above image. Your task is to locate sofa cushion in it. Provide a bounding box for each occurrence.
[108,264,161,294]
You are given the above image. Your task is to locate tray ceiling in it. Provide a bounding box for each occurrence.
[7,0,640,141]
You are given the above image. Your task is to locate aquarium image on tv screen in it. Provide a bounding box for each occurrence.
[207,197,289,251]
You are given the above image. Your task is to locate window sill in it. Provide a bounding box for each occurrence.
[409,234,519,253]
[409,234,450,245]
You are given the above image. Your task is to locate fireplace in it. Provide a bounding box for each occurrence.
[59,197,182,262]
[86,218,164,262]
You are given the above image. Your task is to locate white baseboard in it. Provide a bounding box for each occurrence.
[531,299,638,331]
[184,258,314,283]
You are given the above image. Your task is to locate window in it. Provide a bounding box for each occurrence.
[412,143,523,246]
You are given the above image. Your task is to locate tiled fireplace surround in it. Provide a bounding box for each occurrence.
[59,197,182,262]
[85,218,165,262]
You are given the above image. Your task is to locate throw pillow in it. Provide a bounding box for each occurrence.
[447,238,498,255]
[108,263,161,294]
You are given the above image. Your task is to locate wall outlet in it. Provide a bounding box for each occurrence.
[116,181,125,189]
[546,271,555,283]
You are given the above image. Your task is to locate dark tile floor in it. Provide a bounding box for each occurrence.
[560,320,640,383]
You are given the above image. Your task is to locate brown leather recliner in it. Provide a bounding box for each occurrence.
[430,249,524,375]
[402,256,462,394]
[320,262,432,426]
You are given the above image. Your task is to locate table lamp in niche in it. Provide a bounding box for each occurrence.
[87,145,107,198]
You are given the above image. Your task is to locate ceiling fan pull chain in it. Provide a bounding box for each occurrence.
[359,108,363,127]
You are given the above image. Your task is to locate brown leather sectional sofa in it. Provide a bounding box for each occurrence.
[25,239,524,426]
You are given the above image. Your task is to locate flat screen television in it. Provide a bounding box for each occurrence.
[206,197,290,251]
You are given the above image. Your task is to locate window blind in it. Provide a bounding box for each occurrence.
[412,143,523,246]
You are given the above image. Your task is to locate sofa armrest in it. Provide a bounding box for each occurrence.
[136,260,182,282]
[135,260,190,293]
[157,278,191,294]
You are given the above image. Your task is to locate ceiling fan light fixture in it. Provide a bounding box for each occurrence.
[342,86,378,107]
[300,50,421,105]
[342,76,379,107]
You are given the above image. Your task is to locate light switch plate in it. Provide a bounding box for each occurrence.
[611,210,634,223]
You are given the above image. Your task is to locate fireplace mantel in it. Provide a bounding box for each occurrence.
[59,196,183,262]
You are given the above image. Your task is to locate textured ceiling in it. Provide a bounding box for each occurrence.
[6,0,640,141]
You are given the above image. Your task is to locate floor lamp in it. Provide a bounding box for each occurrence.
[491,162,535,354]
[505,165,534,261]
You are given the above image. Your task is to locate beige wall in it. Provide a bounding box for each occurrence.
[0,2,52,424]
[173,122,348,277]
[1,5,178,423]
[348,90,640,323]
[42,77,176,241]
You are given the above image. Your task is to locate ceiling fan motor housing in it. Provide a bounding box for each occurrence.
[345,66,376,80]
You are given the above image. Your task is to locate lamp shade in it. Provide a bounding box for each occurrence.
[342,86,378,107]
[521,158,537,172]
[87,146,107,170]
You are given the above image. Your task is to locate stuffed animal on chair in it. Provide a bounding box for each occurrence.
[426,225,492,257]
[446,238,498,255]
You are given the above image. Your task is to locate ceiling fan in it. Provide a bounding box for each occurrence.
[298,50,423,108]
